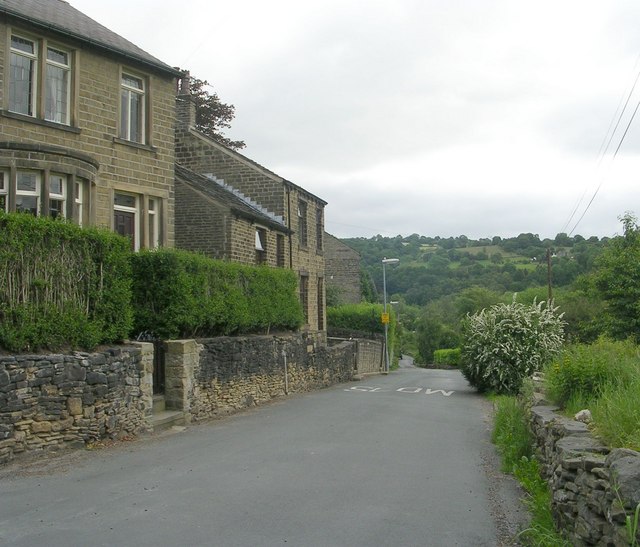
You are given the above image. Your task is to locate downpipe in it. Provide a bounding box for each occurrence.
[282,349,289,395]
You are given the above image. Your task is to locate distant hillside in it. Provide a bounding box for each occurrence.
[343,233,605,306]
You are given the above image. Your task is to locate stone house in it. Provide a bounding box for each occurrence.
[324,233,362,305]
[175,164,290,266]
[175,77,328,339]
[0,0,180,250]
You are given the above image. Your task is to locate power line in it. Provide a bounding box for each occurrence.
[568,92,640,236]
[560,56,640,236]
[560,61,640,235]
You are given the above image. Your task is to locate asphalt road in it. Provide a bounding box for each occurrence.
[0,362,526,546]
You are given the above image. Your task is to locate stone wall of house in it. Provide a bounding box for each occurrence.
[175,176,229,260]
[175,98,326,336]
[325,234,362,305]
[0,344,154,465]
[0,20,176,247]
[529,405,640,546]
[163,334,356,420]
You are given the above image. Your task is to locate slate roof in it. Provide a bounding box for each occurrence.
[175,164,290,232]
[1,0,180,76]
[185,126,328,206]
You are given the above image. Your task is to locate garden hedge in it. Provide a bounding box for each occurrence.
[130,248,303,339]
[0,212,132,351]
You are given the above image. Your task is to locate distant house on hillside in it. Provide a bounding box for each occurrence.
[324,234,362,305]
[174,77,327,340]
[0,0,180,250]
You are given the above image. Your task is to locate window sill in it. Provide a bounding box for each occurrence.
[113,137,157,153]
[1,110,80,133]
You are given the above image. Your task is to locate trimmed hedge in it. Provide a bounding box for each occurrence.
[0,213,132,352]
[433,348,461,367]
[130,248,303,339]
[327,303,383,334]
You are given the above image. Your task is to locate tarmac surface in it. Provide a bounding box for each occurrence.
[0,361,528,546]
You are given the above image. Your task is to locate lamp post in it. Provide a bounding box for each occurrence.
[382,257,399,373]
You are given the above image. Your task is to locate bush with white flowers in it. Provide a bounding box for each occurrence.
[461,298,565,394]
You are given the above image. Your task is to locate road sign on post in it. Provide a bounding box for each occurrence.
[381,312,390,324]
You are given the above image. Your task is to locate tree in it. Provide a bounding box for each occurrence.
[190,77,245,150]
[593,213,640,340]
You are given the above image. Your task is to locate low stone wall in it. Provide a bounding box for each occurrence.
[164,333,356,421]
[0,344,153,465]
[530,405,640,546]
[0,334,357,465]
[355,339,383,375]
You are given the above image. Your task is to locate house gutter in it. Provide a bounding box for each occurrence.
[1,9,181,77]
[286,187,294,270]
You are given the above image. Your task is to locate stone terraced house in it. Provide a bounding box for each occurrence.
[0,1,329,341]
[0,0,180,250]
[324,233,362,305]
[175,78,328,340]
[175,163,291,266]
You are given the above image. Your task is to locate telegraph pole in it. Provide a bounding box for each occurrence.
[546,248,553,303]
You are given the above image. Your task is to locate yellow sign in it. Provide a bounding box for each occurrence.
[381,312,390,324]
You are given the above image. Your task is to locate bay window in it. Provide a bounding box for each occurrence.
[49,174,67,219]
[16,171,40,215]
[0,172,7,212]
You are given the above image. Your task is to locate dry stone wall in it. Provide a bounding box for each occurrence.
[0,334,357,466]
[530,405,640,546]
[164,334,356,421]
[0,344,153,465]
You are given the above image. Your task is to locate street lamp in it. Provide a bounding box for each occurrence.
[382,257,399,373]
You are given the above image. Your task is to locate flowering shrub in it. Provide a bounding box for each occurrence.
[461,298,565,394]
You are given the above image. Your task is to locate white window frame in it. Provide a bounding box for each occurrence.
[75,180,84,226]
[120,72,146,143]
[0,171,8,212]
[16,171,41,215]
[148,197,159,249]
[48,173,67,219]
[45,46,71,125]
[9,35,38,117]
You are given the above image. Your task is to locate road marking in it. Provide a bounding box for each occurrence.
[424,388,454,397]
[344,386,455,396]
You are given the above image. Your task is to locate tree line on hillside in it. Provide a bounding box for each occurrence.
[340,223,637,364]
[344,231,606,306]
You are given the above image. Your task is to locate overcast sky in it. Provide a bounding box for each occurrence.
[71,0,640,240]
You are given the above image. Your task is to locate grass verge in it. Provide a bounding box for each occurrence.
[492,395,571,546]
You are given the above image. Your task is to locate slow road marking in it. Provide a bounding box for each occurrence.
[344,386,455,396]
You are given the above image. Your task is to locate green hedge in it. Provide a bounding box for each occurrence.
[327,303,386,334]
[130,248,303,339]
[433,348,461,366]
[0,213,132,352]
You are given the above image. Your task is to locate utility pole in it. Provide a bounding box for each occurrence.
[546,248,553,303]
